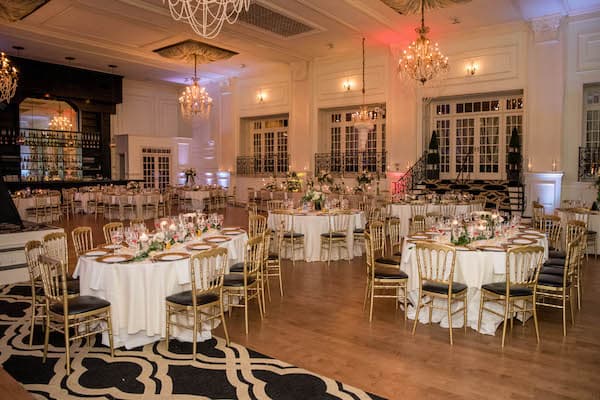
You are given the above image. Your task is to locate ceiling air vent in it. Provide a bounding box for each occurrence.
[238,3,314,38]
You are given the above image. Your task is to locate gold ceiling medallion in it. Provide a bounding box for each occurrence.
[380,0,471,15]
[154,40,238,64]
[0,0,50,22]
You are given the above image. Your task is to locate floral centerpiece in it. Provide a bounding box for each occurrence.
[126,181,140,191]
[284,171,302,192]
[302,188,325,210]
[356,170,373,187]
[264,180,278,191]
[184,168,196,186]
[317,170,334,186]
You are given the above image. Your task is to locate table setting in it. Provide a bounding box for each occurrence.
[73,212,248,349]
[400,213,549,335]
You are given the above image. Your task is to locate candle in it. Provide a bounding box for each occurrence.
[452,219,458,226]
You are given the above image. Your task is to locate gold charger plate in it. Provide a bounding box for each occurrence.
[222,230,244,236]
[204,236,232,244]
[508,237,536,245]
[153,252,190,262]
[186,242,216,252]
[96,254,133,264]
[519,233,544,240]
[477,245,505,252]
[82,248,110,257]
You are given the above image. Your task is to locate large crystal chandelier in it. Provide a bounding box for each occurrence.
[0,52,18,103]
[352,38,374,152]
[48,104,73,131]
[398,0,449,85]
[165,0,250,39]
[179,54,212,117]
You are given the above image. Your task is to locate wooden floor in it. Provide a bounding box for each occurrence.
[13,207,600,399]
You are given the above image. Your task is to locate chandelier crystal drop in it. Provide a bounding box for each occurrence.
[48,105,73,131]
[352,38,375,152]
[165,0,250,39]
[398,1,449,85]
[0,52,18,103]
[179,54,212,117]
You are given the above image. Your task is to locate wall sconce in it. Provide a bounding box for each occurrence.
[257,91,266,103]
[466,61,479,76]
[342,80,352,91]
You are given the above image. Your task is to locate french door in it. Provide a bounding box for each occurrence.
[142,148,171,190]
[432,94,523,180]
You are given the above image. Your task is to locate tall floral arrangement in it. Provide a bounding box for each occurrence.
[184,168,196,185]
[317,170,334,185]
[356,170,373,186]
[285,171,302,192]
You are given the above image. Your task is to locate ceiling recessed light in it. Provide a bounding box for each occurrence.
[65,56,75,61]
[12,46,24,51]
[240,63,246,68]
[451,17,460,24]
[327,43,334,49]
[108,64,118,68]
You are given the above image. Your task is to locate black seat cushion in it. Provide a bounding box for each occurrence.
[537,273,563,287]
[320,232,346,238]
[353,228,365,234]
[229,262,244,273]
[422,281,467,294]
[283,232,304,238]
[544,258,565,267]
[375,257,400,267]
[223,274,255,287]
[393,251,402,257]
[374,268,408,279]
[166,291,219,306]
[481,282,532,297]
[50,295,110,315]
[548,250,566,259]
[540,265,564,276]
[66,278,80,295]
[267,253,278,260]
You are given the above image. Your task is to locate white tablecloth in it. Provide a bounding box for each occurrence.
[73,231,247,349]
[180,190,210,210]
[388,203,471,237]
[400,235,548,335]
[267,211,365,262]
[13,196,58,223]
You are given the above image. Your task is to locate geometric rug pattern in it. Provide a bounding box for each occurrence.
[0,284,385,400]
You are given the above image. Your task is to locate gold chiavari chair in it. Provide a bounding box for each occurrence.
[353,201,371,250]
[122,194,137,220]
[571,207,597,260]
[27,195,48,223]
[536,237,581,336]
[413,242,468,345]
[130,218,145,228]
[388,217,403,258]
[409,201,427,234]
[87,191,104,219]
[24,241,46,346]
[42,232,80,294]
[158,191,170,217]
[264,229,284,300]
[103,222,124,244]
[165,247,230,356]
[104,194,121,220]
[248,214,267,238]
[223,235,264,334]
[247,201,258,216]
[60,188,74,220]
[227,186,237,207]
[48,190,62,222]
[38,255,114,375]
[320,211,351,266]
[142,193,159,219]
[440,201,457,219]
[267,199,284,211]
[364,232,408,321]
[275,212,305,266]
[71,226,94,258]
[539,215,562,251]
[478,245,544,347]
[532,201,544,228]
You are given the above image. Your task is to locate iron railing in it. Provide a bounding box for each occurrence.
[392,152,427,195]
[236,154,290,176]
[579,146,600,182]
[314,151,387,176]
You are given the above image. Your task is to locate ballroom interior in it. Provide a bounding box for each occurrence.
[0,0,600,399]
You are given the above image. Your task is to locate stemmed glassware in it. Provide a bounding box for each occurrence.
[111,229,124,253]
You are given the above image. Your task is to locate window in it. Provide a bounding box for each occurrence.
[249,117,288,174]
[584,85,600,148]
[430,92,524,179]
[323,105,386,174]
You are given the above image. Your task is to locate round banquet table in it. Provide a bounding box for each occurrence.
[267,210,365,262]
[399,232,549,335]
[13,196,58,223]
[180,189,211,209]
[73,231,247,349]
[387,203,471,237]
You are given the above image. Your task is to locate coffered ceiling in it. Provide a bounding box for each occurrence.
[0,0,599,86]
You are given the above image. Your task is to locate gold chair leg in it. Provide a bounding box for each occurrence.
[369,284,375,322]
[363,281,370,310]
[562,292,567,337]
[244,291,249,335]
[165,308,170,351]
[501,299,509,348]
[220,300,230,346]
[29,295,36,347]
[447,297,453,346]
[532,296,540,344]
[412,294,422,336]
[569,288,575,327]
[463,296,468,333]
[43,314,50,362]
[107,311,114,357]
[192,313,197,358]
[64,320,71,375]
[278,267,284,297]
[403,287,408,321]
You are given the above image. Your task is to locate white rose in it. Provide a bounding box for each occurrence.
[155,232,165,242]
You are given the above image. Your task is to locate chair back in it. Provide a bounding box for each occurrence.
[263,229,273,264]
[25,240,44,288]
[327,211,350,235]
[103,222,124,244]
[364,232,376,279]
[72,226,93,257]
[566,220,586,246]
[368,220,385,256]
[469,200,485,213]
[247,201,258,215]
[561,237,582,288]
[532,201,544,226]
[267,200,284,211]
[539,215,561,250]
[415,242,457,287]
[409,215,426,234]
[35,195,47,209]
[249,214,267,238]
[43,232,68,267]
[37,255,68,310]
[189,247,227,303]
[440,202,456,217]
[570,208,590,226]
[505,245,544,288]
[244,235,264,282]
[388,218,402,255]
[410,201,427,217]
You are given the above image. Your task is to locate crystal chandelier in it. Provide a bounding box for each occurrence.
[352,38,374,152]
[48,104,73,131]
[179,54,212,117]
[0,52,18,103]
[398,0,449,85]
[165,0,250,39]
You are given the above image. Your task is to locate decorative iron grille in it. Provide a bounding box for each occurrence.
[579,147,600,182]
[314,151,386,175]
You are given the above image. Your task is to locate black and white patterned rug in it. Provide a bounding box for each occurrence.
[0,284,385,399]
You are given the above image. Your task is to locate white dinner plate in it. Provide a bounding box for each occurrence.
[222,230,244,236]
[83,249,109,257]
[522,229,542,235]
[520,233,544,240]
[97,254,133,263]
[153,252,189,262]
[101,244,121,250]
[204,236,231,243]
[408,234,429,240]
[221,227,241,232]
[186,243,215,252]
[508,237,536,245]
